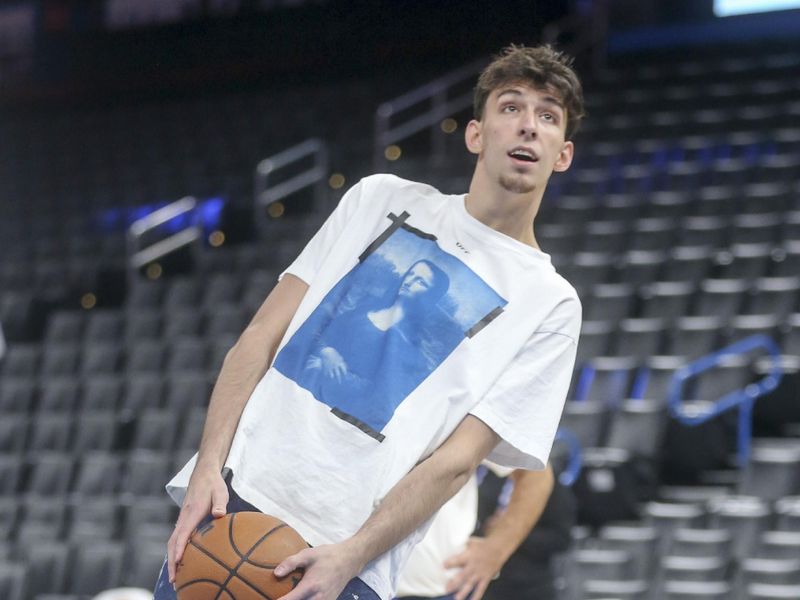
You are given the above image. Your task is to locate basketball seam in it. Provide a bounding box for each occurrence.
[185,538,274,600]
[230,513,289,567]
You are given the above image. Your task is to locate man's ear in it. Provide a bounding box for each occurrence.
[465,119,482,155]
[553,140,574,173]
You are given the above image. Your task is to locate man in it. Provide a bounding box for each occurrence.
[156,44,584,600]
[395,465,554,600]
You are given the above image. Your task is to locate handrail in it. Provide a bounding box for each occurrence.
[667,334,783,466]
[373,58,485,170]
[554,427,583,487]
[127,196,200,271]
[254,138,329,222]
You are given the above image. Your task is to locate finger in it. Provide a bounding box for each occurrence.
[276,577,315,600]
[169,516,202,581]
[443,552,467,570]
[211,486,229,517]
[274,548,311,578]
[167,534,176,582]
[454,580,475,600]
[469,579,490,600]
[445,570,468,595]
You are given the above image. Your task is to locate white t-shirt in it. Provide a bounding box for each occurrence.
[167,174,580,600]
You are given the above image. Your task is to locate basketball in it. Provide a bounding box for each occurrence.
[175,512,309,600]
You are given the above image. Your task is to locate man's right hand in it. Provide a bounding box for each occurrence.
[166,466,229,584]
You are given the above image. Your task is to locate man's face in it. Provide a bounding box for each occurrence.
[466,83,574,194]
[399,262,435,299]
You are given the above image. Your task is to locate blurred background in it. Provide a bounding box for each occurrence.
[1,0,800,598]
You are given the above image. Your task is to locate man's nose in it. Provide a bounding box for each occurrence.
[518,112,537,137]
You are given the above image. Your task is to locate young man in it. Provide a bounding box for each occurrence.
[156,44,584,600]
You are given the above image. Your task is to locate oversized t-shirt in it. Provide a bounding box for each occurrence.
[166,174,581,600]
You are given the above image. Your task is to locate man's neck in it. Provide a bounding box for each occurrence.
[465,177,543,249]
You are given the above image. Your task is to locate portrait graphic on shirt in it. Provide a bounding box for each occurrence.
[274,211,507,441]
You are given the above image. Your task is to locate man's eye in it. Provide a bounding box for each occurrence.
[502,105,517,112]
[541,113,555,122]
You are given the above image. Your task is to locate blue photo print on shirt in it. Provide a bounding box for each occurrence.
[274,211,507,441]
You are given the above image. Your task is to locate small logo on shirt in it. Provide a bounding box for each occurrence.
[455,241,470,254]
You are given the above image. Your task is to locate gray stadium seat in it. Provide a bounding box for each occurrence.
[40,343,80,376]
[71,451,122,496]
[708,495,771,560]
[0,414,28,454]
[81,375,123,411]
[0,344,39,377]
[121,449,172,497]
[0,563,26,600]
[0,454,23,497]
[132,408,180,451]
[121,374,164,413]
[25,452,74,497]
[37,377,80,412]
[28,414,73,453]
[20,541,70,597]
[72,411,118,453]
[67,540,125,596]
[0,379,35,412]
[84,310,124,341]
[79,342,122,375]
[596,524,658,579]
[125,340,165,373]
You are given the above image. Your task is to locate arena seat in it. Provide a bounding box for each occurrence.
[24,453,74,497]
[72,412,119,454]
[120,374,164,414]
[161,309,203,339]
[123,309,162,343]
[66,540,124,596]
[71,451,121,497]
[585,283,636,323]
[36,378,80,413]
[20,541,70,597]
[131,409,180,452]
[81,376,123,412]
[615,249,666,286]
[595,524,658,580]
[662,246,713,284]
[661,579,731,599]
[0,563,27,600]
[28,415,72,453]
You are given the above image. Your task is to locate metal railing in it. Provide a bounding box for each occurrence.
[554,427,583,487]
[254,138,329,227]
[373,58,484,170]
[127,196,200,283]
[667,334,784,466]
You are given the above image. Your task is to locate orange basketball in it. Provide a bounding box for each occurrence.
[175,512,309,600]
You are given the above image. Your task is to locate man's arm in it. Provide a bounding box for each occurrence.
[443,465,555,600]
[274,415,501,600]
[166,273,308,583]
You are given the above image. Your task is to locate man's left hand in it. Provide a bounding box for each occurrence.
[274,541,364,600]
[443,536,505,600]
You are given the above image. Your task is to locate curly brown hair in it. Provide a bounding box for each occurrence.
[474,44,586,140]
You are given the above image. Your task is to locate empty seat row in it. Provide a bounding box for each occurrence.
[0,448,192,499]
[0,406,205,455]
[0,373,213,413]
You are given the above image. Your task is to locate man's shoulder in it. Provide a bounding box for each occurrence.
[361,173,449,200]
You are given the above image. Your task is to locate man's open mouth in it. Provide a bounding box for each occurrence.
[508,148,538,162]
